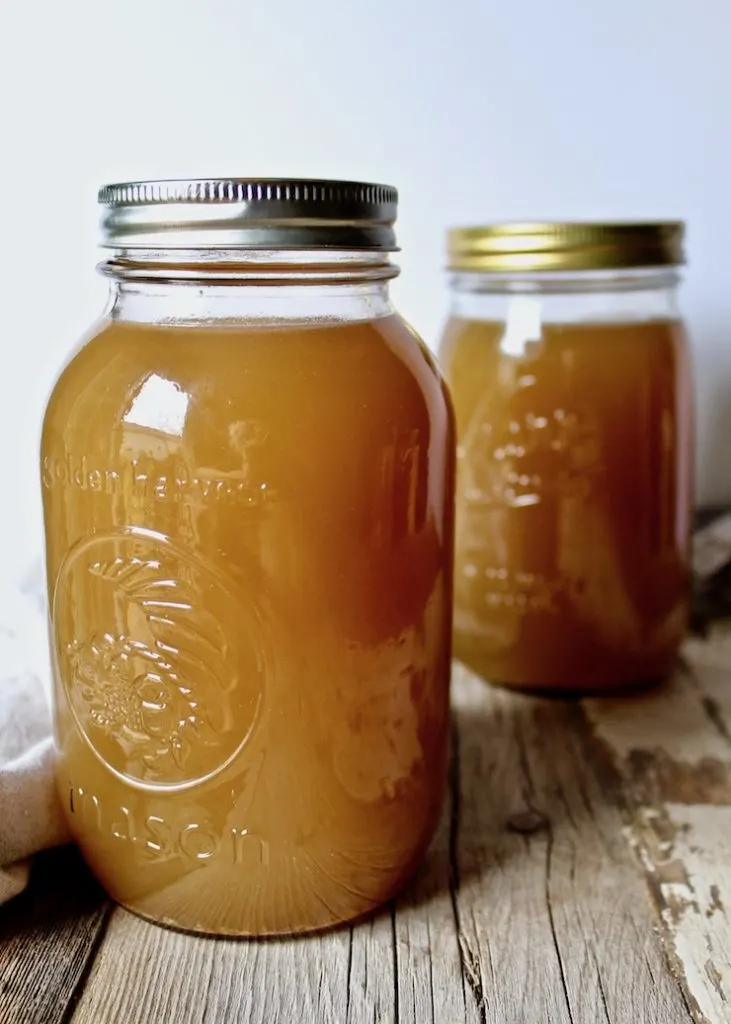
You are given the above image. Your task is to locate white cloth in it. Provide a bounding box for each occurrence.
[0,568,70,904]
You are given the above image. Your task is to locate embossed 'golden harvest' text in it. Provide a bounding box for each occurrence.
[42,453,278,506]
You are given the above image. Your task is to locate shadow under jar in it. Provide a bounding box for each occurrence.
[438,222,694,693]
[41,178,455,936]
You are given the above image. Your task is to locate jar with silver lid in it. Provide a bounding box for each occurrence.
[42,178,455,937]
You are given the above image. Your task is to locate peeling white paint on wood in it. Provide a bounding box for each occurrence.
[693,513,731,580]
[584,663,731,767]
[588,624,731,1024]
[648,804,731,1024]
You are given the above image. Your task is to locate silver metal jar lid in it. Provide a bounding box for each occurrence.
[98,178,399,251]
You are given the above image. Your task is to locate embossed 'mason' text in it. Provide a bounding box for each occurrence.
[43,453,278,506]
[68,781,270,866]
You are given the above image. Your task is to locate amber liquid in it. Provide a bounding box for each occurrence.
[440,316,692,691]
[42,312,454,935]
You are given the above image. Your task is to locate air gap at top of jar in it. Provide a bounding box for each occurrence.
[41,179,455,937]
[438,221,693,693]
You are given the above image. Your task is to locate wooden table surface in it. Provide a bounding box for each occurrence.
[3,630,731,1024]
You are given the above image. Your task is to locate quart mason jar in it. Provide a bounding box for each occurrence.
[439,222,693,692]
[42,179,455,936]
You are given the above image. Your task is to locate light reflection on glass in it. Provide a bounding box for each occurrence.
[498,296,543,357]
[124,375,189,437]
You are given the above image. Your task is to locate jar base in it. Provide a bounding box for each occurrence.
[116,895,385,940]
[454,651,678,698]
[93,844,430,939]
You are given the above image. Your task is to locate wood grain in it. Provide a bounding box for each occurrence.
[70,907,356,1024]
[0,846,109,1024]
[451,668,690,1024]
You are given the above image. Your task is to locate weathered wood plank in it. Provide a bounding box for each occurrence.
[0,846,110,1024]
[71,906,354,1024]
[586,629,731,1024]
[392,769,479,1024]
[345,909,396,1024]
[452,667,691,1024]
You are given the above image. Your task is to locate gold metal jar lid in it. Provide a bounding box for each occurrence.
[447,221,685,273]
[98,178,399,251]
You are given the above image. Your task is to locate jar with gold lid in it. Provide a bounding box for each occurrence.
[438,222,693,692]
[41,178,455,936]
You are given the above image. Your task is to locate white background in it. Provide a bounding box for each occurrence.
[1,0,729,583]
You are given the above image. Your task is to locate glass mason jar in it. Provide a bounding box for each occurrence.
[42,179,455,936]
[438,222,693,692]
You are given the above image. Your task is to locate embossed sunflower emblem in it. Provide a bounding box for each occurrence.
[66,631,206,778]
[54,529,267,788]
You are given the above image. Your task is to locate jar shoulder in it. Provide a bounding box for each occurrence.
[42,314,452,456]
